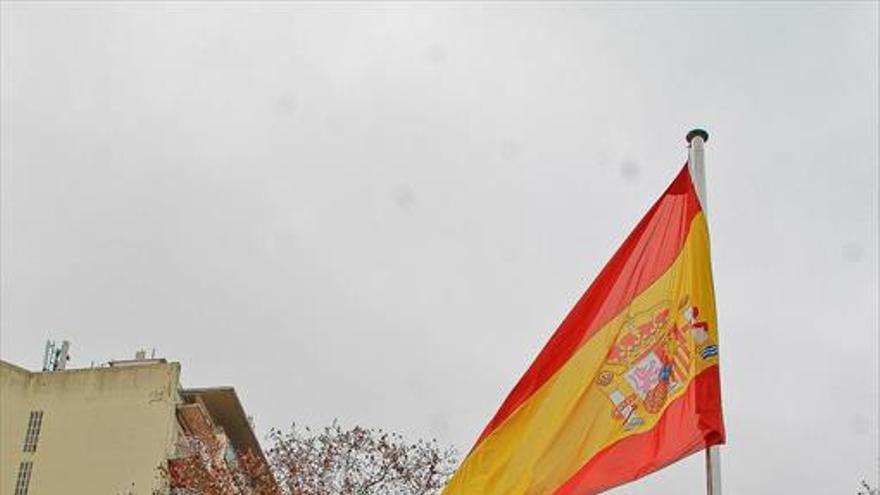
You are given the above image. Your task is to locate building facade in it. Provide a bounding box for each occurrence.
[0,357,273,495]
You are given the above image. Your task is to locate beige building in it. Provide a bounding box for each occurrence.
[0,355,272,495]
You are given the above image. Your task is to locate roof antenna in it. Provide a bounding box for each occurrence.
[42,339,70,372]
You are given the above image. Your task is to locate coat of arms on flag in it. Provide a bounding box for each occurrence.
[598,297,720,432]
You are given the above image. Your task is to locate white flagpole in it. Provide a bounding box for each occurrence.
[686,128,721,495]
[686,129,708,211]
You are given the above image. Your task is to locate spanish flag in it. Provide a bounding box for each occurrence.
[444,163,725,494]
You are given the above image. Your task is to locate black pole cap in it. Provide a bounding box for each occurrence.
[686,128,709,144]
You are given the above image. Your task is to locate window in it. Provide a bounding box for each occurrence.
[14,462,33,495]
[22,411,43,452]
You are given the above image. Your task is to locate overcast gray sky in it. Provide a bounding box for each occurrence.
[2,2,878,493]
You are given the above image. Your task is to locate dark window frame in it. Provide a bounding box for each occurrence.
[22,411,43,452]
[14,461,33,495]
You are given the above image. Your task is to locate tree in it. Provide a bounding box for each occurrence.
[266,421,458,495]
[159,435,278,495]
[162,421,458,495]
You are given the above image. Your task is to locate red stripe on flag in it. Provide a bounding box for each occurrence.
[476,165,702,446]
[553,366,725,495]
